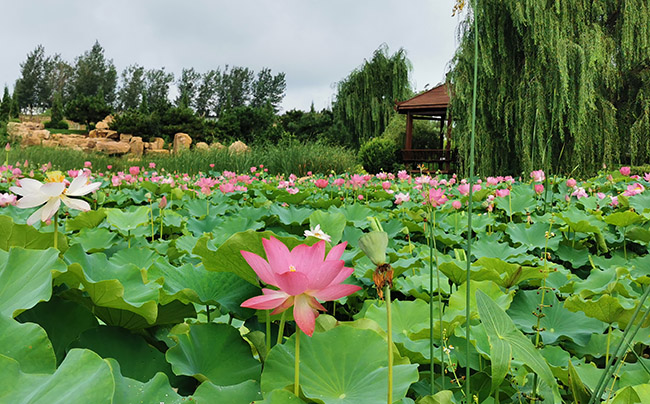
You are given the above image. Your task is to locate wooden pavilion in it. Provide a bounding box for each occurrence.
[395,83,455,173]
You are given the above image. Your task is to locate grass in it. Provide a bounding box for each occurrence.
[5,140,359,176]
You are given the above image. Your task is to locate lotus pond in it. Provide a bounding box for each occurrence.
[1,163,650,403]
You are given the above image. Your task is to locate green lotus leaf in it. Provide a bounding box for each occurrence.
[16,296,98,364]
[626,226,650,243]
[0,348,114,404]
[507,290,606,345]
[148,258,258,317]
[105,206,150,233]
[212,216,265,245]
[166,323,261,385]
[0,316,56,374]
[557,209,606,234]
[416,390,454,404]
[161,209,183,228]
[70,326,177,383]
[476,290,560,401]
[271,204,313,225]
[493,185,536,216]
[611,385,641,404]
[474,257,544,289]
[109,366,185,404]
[65,209,107,232]
[261,326,418,404]
[604,210,644,228]
[70,227,118,252]
[193,230,315,285]
[0,215,68,252]
[109,247,159,270]
[193,380,263,403]
[564,294,637,325]
[0,247,66,318]
[64,244,160,324]
[470,238,528,260]
[186,215,223,236]
[309,210,346,245]
[568,361,592,404]
[332,203,375,228]
[254,389,305,403]
[506,221,561,251]
[445,280,513,323]
[174,234,199,254]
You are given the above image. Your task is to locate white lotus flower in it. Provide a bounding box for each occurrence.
[304,224,331,242]
[10,172,102,225]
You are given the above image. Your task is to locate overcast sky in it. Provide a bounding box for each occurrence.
[1,1,464,112]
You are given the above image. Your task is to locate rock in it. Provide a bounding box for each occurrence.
[32,129,51,140]
[229,141,250,154]
[210,142,226,150]
[88,129,99,138]
[173,133,192,153]
[145,149,170,156]
[95,121,109,130]
[130,138,144,156]
[20,133,42,146]
[105,130,119,140]
[150,137,165,150]
[95,140,131,155]
[24,122,44,130]
[42,140,59,148]
[195,141,209,151]
[120,134,133,142]
[6,122,24,137]
[58,134,90,149]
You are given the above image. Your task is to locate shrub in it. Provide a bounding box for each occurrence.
[358,137,399,174]
[43,120,70,130]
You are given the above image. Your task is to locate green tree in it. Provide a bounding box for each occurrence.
[450,0,650,176]
[144,68,174,114]
[66,92,111,129]
[0,86,11,121]
[280,106,334,143]
[331,44,412,148]
[70,41,117,107]
[220,65,254,111]
[251,67,286,111]
[117,64,145,111]
[50,92,64,123]
[45,55,74,103]
[14,45,50,113]
[176,67,201,109]
[195,69,220,117]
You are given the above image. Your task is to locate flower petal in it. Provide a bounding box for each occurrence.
[67,176,102,196]
[263,236,292,274]
[275,271,310,296]
[40,182,65,197]
[10,178,44,196]
[66,173,88,195]
[26,205,45,226]
[292,241,325,273]
[40,197,61,222]
[305,259,345,290]
[241,251,277,286]
[311,283,361,301]
[326,241,348,261]
[61,195,90,211]
[16,194,50,209]
[293,294,318,337]
[271,296,295,315]
[240,289,290,310]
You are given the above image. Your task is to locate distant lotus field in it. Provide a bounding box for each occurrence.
[1,161,650,403]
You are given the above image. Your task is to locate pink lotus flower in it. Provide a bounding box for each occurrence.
[424,188,448,207]
[452,200,462,210]
[571,187,588,199]
[240,237,361,336]
[644,173,650,182]
[0,192,17,207]
[314,179,329,189]
[534,184,544,194]
[84,161,92,168]
[623,183,645,196]
[394,192,410,205]
[129,166,140,176]
[530,170,545,182]
[458,183,470,195]
[620,166,631,176]
[566,178,577,188]
[149,162,156,169]
[495,188,510,197]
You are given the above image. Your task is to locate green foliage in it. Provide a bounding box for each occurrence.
[279,107,335,143]
[332,44,412,148]
[215,105,278,145]
[0,86,11,122]
[70,41,117,106]
[358,137,399,174]
[117,64,145,111]
[65,92,111,128]
[381,113,443,149]
[43,119,70,130]
[451,0,650,176]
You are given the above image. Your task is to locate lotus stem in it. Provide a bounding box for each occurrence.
[386,285,393,404]
[266,309,272,352]
[206,305,210,322]
[277,311,287,345]
[606,324,612,365]
[589,285,650,403]
[159,211,164,240]
[294,329,301,397]
[428,208,435,395]
[466,0,479,397]
[53,214,58,250]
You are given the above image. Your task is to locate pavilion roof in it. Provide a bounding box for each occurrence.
[395,83,450,114]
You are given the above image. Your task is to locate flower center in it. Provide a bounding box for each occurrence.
[289,265,296,272]
[45,171,65,183]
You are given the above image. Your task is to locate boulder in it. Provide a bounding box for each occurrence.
[150,137,165,150]
[95,140,131,155]
[42,139,59,148]
[173,133,192,153]
[229,141,250,154]
[195,141,209,151]
[120,134,133,142]
[88,129,99,138]
[145,149,170,156]
[95,121,109,130]
[20,133,42,147]
[6,122,25,137]
[129,137,144,156]
[58,134,90,149]
[32,129,51,140]
[24,122,44,130]
[210,142,226,150]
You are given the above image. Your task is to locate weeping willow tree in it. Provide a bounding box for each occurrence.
[332,44,412,148]
[449,0,650,176]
